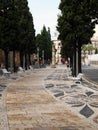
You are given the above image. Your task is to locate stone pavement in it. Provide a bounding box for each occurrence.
[0,65,98,130]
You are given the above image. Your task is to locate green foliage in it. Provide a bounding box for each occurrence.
[57,0,98,48]
[15,0,36,53]
[95,48,98,54]
[57,0,98,75]
[36,26,52,60]
[0,0,36,69]
[0,0,36,54]
[0,0,18,50]
[82,44,96,51]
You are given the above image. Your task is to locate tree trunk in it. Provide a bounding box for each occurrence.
[72,43,76,76]
[20,51,23,67]
[25,53,30,70]
[78,44,82,73]
[76,46,78,76]
[13,50,16,72]
[28,53,31,65]
[4,49,9,70]
[25,53,27,70]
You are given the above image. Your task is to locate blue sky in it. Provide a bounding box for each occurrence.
[28,0,60,36]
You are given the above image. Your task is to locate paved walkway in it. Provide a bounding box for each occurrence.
[0,65,98,130]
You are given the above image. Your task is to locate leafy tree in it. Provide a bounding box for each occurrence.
[0,0,18,70]
[0,0,36,70]
[36,26,52,63]
[26,14,36,64]
[57,0,98,76]
[82,44,96,53]
[47,27,52,60]
[12,0,36,69]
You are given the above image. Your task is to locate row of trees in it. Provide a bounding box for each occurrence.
[0,0,52,71]
[0,0,36,71]
[57,0,98,76]
[36,26,52,62]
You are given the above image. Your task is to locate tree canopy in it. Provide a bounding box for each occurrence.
[36,26,52,61]
[0,0,36,69]
[57,0,98,75]
[57,0,98,44]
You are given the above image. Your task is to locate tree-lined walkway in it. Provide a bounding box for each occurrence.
[0,65,98,130]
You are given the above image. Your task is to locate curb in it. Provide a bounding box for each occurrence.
[83,75,98,90]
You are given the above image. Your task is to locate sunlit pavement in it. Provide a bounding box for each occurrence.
[0,64,98,130]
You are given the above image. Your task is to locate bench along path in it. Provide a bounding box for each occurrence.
[5,65,98,130]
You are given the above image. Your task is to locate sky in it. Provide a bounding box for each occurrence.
[28,0,60,37]
[27,0,98,39]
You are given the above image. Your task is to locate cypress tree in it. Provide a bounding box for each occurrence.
[36,26,52,63]
[0,0,18,70]
[0,0,36,70]
[15,0,36,69]
[57,0,98,76]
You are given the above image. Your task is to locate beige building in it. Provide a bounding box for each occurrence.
[51,35,62,68]
[91,36,98,48]
[53,39,62,64]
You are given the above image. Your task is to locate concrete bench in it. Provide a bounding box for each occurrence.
[68,73,84,81]
[18,67,25,72]
[2,68,11,76]
[29,65,34,71]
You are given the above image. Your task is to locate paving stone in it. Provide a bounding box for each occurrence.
[45,84,54,88]
[80,105,94,118]
[54,91,64,97]
[0,65,98,130]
